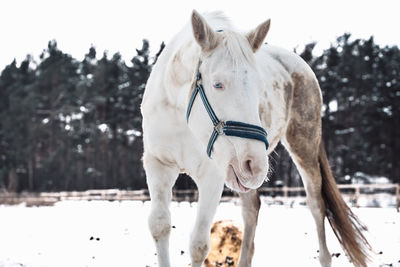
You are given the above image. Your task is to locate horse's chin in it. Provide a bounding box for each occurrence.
[225,161,268,193]
[226,165,251,193]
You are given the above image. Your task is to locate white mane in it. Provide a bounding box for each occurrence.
[220,30,256,68]
[198,12,255,67]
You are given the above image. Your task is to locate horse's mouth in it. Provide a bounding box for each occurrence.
[228,165,250,193]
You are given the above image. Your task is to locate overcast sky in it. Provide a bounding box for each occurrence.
[1,0,399,70]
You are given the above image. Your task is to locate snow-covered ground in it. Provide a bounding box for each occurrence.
[0,200,399,267]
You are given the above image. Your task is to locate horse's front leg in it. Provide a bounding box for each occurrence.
[144,153,179,267]
[237,190,261,267]
[190,168,225,267]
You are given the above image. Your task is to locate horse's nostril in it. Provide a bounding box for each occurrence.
[244,159,253,176]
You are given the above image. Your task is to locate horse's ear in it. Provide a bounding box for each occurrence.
[246,19,271,53]
[191,10,219,52]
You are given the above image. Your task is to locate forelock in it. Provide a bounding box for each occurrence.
[220,31,256,69]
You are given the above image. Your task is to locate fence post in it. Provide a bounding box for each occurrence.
[283,186,288,206]
[355,185,360,208]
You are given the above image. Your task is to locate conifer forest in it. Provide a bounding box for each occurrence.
[0,35,399,192]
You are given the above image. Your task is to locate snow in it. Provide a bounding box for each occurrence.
[0,201,399,267]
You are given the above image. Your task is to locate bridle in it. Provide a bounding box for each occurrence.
[186,60,269,158]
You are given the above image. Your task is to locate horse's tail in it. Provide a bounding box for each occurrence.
[319,141,371,267]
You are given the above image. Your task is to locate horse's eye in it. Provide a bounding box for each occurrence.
[213,82,224,89]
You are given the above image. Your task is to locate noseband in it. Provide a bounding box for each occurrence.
[186,60,269,158]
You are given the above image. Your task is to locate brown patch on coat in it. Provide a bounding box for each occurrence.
[160,98,175,110]
[262,80,293,122]
[258,102,271,129]
[290,73,321,122]
[258,79,294,153]
[285,72,322,170]
[168,51,185,86]
[167,42,196,88]
[187,72,198,103]
[283,81,294,121]
[272,81,280,91]
[205,220,243,267]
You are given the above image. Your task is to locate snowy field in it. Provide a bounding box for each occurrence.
[0,200,399,267]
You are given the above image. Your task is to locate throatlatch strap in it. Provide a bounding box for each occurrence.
[186,60,269,158]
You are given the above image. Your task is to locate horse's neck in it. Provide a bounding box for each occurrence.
[163,40,200,112]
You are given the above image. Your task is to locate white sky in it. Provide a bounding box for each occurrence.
[1,0,399,70]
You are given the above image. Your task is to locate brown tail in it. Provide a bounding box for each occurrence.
[319,141,371,267]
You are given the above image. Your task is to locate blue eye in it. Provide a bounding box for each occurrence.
[213,82,224,89]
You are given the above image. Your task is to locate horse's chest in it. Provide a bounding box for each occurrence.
[143,108,204,171]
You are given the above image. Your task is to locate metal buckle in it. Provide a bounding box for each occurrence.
[215,121,225,135]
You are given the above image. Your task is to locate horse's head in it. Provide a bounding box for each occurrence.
[187,10,271,193]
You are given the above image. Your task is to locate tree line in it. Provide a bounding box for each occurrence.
[269,34,399,188]
[0,34,398,192]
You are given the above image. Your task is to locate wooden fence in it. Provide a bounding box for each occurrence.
[257,184,399,211]
[0,184,399,211]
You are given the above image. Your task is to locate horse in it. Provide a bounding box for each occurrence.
[141,10,371,267]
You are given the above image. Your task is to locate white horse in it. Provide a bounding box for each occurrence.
[141,10,370,267]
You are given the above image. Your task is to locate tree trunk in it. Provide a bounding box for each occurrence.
[7,168,18,192]
[28,157,34,190]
